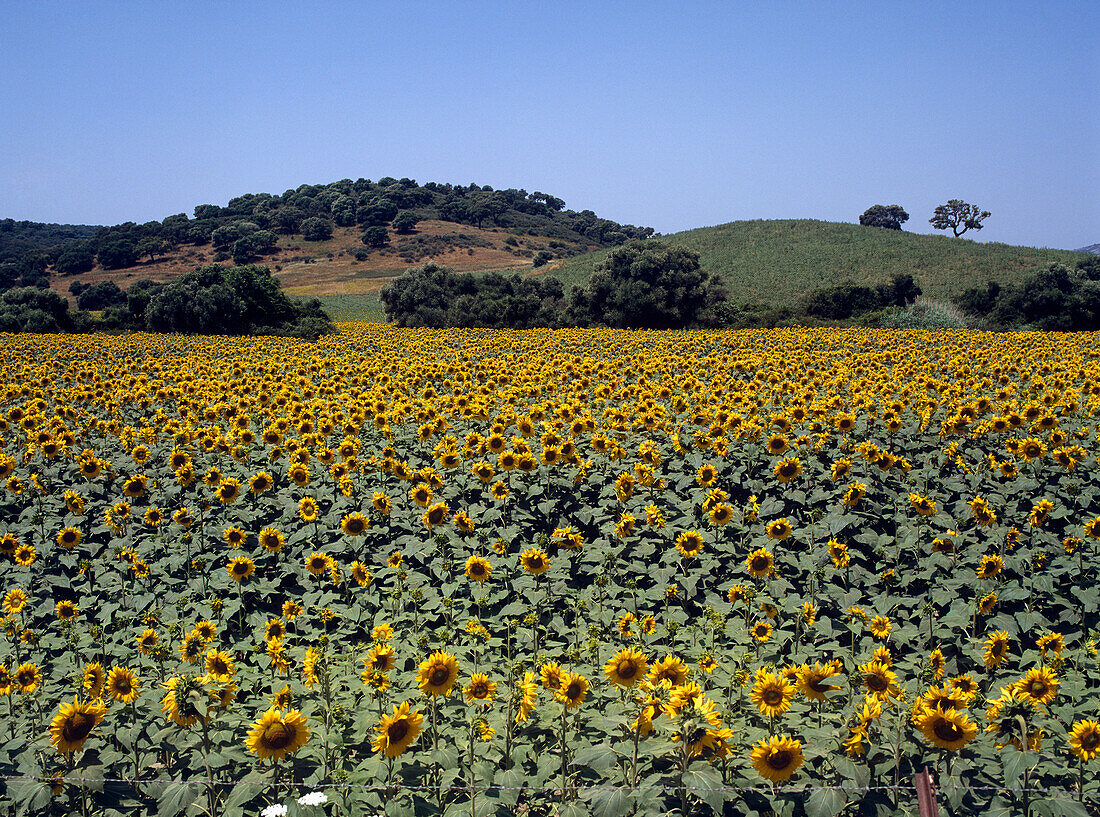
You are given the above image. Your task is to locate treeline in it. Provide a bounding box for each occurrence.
[0,265,332,339]
[2,178,654,277]
[0,219,98,264]
[382,242,725,329]
[955,256,1100,331]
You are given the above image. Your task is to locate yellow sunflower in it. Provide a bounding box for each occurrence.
[745,547,774,578]
[519,548,550,576]
[674,531,704,558]
[245,708,310,762]
[464,555,492,584]
[49,697,107,755]
[417,652,459,697]
[464,673,497,704]
[106,666,140,703]
[372,701,424,757]
[1068,720,1100,762]
[604,648,649,688]
[750,735,804,783]
[1015,667,1058,706]
[917,707,977,751]
[558,672,588,708]
[766,518,793,540]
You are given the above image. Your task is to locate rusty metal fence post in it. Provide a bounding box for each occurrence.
[914,766,939,817]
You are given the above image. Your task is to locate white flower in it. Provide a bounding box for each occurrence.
[297,792,329,807]
[260,806,288,817]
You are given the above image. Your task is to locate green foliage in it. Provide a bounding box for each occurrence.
[0,286,73,332]
[97,238,138,270]
[391,211,419,234]
[76,280,127,311]
[567,240,722,329]
[930,199,991,237]
[878,298,971,329]
[859,204,909,230]
[143,265,334,338]
[551,220,1089,308]
[957,262,1100,331]
[361,226,389,248]
[380,261,565,328]
[300,217,334,242]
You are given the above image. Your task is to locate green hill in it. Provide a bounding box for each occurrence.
[547,219,1090,306]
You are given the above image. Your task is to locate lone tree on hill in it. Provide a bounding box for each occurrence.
[930,200,991,237]
[859,204,909,230]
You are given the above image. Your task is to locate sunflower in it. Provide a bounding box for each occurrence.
[215,478,241,504]
[56,527,82,548]
[1036,632,1065,657]
[827,538,850,568]
[604,648,649,688]
[674,531,704,558]
[751,670,796,718]
[1085,516,1100,539]
[696,463,718,487]
[558,672,588,708]
[258,527,286,553]
[14,662,40,692]
[752,621,773,642]
[969,495,997,526]
[350,561,372,586]
[773,457,802,483]
[226,556,255,583]
[410,484,432,507]
[868,616,892,640]
[55,600,79,621]
[519,548,550,576]
[3,588,28,614]
[245,708,310,762]
[106,666,139,703]
[366,644,396,674]
[909,492,936,517]
[387,551,403,568]
[417,652,459,697]
[750,735,804,783]
[516,672,539,722]
[976,554,1003,580]
[223,526,247,548]
[841,482,866,507]
[305,552,330,576]
[861,660,899,701]
[137,629,159,655]
[765,434,789,455]
[472,461,495,483]
[464,673,497,704]
[248,472,273,494]
[14,544,36,567]
[49,697,106,755]
[180,632,205,664]
[204,650,234,682]
[708,503,734,526]
[982,631,1011,668]
[917,707,977,751]
[765,518,793,540]
[372,700,424,758]
[1068,720,1100,762]
[122,474,148,498]
[298,497,321,522]
[453,511,476,533]
[422,501,449,530]
[82,662,106,697]
[745,547,774,578]
[464,555,492,584]
[797,662,842,702]
[978,592,998,615]
[1015,667,1058,706]
[540,661,564,692]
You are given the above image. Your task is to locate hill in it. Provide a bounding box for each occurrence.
[546,219,1091,306]
[0,178,651,303]
[0,219,99,263]
[1075,243,1100,255]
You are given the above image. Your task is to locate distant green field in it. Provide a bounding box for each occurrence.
[548,219,1089,306]
[316,293,384,322]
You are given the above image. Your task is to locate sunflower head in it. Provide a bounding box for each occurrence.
[417,652,459,697]
[604,648,649,688]
[49,697,107,755]
[245,708,311,762]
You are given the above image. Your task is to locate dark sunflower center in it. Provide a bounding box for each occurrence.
[763,689,782,705]
[933,719,962,742]
[263,722,292,750]
[62,712,95,743]
[430,668,450,686]
[867,674,887,692]
[388,720,409,742]
[1028,681,1048,696]
[767,750,792,770]
[1081,732,1100,750]
[617,660,638,679]
[752,557,769,571]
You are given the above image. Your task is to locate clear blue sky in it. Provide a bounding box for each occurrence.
[2,1,1096,249]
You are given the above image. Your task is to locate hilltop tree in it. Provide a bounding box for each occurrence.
[930,200,990,237]
[859,204,909,230]
[568,240,723,329]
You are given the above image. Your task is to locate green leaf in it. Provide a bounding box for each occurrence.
[1002,746,1032,790]
[804,787,849,817]
[156,781,204,817]
[587,786,633,817]
[682,766,725,814]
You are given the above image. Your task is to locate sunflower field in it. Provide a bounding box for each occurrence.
[1,325,1099,817]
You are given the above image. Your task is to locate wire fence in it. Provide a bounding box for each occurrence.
[2,773,1096,798]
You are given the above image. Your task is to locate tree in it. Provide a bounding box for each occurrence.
[567,240,722,329]
[97,239,137,270]
[77,281,127,311]
[392,211,419,234]
[300,217,334,242]
[930,200,990,237]
[361,226,389,248]
[859,205,909,230]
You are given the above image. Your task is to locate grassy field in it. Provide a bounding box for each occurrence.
[547,220,1090,306]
